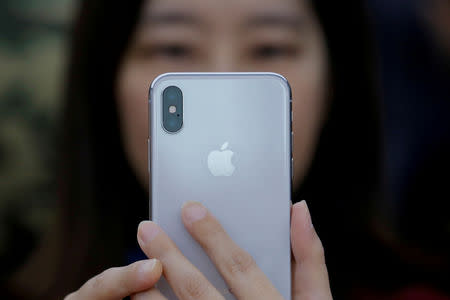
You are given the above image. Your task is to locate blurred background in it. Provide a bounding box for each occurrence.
[0,0,75,280]
[0,0,449,295]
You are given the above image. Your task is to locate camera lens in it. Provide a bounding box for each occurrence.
[166,90,177,101]
[164,86,181,102]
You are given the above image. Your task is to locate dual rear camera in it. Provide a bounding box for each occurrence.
[162,86,183,132]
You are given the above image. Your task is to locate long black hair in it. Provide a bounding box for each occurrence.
[8,1,382,299]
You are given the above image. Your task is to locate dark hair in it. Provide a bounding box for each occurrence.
[8,0,382,299]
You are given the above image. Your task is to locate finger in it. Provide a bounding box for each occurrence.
[291,201,332,300]
[131,288,167,300]
[181,201,283,300]
[137,221,224,300]
[67,259,162,300]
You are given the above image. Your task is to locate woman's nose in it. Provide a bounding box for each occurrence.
[205,41,242,72]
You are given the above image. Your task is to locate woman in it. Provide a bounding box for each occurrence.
[7,0,382,299]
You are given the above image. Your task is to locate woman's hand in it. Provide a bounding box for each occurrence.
[133,200,332,299]
[64,259,163,300]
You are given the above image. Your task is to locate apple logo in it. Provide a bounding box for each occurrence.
[207,142,235,176]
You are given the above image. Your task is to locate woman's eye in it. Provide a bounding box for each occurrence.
[135,44,194,60]
[251,45,298,60]
[154,45,193,58]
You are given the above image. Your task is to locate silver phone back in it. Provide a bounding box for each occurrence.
[149,72,292,299]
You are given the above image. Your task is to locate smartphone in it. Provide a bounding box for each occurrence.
[149,72,292,299]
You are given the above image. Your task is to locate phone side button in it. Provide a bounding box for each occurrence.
[291,132,293,152]
[147,138,151,173]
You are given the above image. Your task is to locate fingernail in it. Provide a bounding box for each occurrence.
[298,200,314,230]
[139,258,157,274]
[182,201,207,225]
[138,221,160,244]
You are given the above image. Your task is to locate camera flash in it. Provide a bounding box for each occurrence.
[169,105,176,113]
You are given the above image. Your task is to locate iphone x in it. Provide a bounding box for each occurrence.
[149,72,292,299]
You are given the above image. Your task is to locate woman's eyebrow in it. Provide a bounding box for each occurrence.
[142,11,203,27]
[140,10,305,30]
[244,13,306,30]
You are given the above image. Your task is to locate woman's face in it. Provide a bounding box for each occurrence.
[116,0,328,191]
